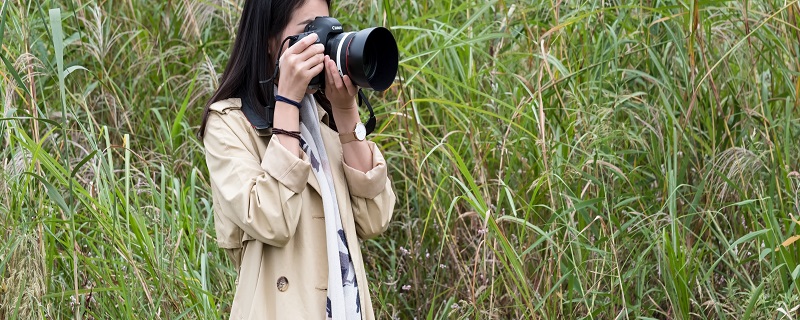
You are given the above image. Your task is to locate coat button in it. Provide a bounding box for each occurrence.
[277,276,289,292]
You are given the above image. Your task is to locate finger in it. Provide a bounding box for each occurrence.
[307,61,325,76]
[324,56,336,88]
[295,43,325,62]
[341,75,357,95]
[328,56,342,78]
[327,58,345,90]
[298,53,324,71]
[329,59,344,90]
[285,33,319,55]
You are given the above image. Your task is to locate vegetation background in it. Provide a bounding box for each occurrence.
[1,0,799,318]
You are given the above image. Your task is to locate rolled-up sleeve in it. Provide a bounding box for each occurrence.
[342,141,396,239]
[205,113,310,247]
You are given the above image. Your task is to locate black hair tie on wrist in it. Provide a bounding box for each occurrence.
[275,95,303,109]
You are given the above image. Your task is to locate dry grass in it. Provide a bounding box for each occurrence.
[1,233,49,319]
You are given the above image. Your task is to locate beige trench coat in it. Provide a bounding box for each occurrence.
[203,98,395,320]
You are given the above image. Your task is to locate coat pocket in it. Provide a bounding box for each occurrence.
[307,190,325,219]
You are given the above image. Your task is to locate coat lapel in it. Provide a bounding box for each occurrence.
[307,163,322,195]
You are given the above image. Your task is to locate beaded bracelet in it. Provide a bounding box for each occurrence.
[275,95,302,109]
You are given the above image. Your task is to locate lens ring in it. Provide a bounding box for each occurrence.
[332,32,355,78]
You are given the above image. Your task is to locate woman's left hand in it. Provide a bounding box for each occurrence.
[323,55,358,110]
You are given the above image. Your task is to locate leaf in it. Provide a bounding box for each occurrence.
[64,65,88,77]
[0,51,31,98]
[793,265,800,281]
[0,117,61,127]
[704,229,771,282]
[759,248,771,260]
[23,172,70,214]
[0,0,7,47]
[49,9,64,83]
[170,73,197,148]
[742,281,764,320]
[777,235,800,251]
[70,150,97,179]
[732,229,770,247]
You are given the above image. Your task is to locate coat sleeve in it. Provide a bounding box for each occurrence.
[204,112,310,247]
[341,141,396,240]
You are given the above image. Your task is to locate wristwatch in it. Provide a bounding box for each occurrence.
[339,122,367,144]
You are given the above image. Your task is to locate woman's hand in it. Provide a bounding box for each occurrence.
[276,34,325,102]
[323,55,358,110]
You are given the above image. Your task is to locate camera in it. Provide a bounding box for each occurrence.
[288,16,399,92]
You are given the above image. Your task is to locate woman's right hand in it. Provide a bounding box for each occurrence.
[276,33,325,102]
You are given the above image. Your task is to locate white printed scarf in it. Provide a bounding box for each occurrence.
[298,94,361,320]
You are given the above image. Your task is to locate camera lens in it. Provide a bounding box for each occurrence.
[362,46,377,78]
[328,27,398,91]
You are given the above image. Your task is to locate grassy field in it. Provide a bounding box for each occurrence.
[1,0,800,318]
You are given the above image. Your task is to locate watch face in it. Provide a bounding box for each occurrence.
[354,123,367,140]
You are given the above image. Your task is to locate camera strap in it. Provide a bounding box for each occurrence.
[358,89,377,136]
[258,37,294,128]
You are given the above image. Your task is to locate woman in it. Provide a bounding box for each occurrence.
[197,0,395,318]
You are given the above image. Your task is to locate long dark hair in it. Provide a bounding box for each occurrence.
[197,0,333,139]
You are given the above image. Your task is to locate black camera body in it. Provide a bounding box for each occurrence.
[288,16,398,92]
[289,17,344,88]
[291,16,342,51]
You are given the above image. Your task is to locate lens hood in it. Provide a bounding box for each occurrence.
[343,27,398,91]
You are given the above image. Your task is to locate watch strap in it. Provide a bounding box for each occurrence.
[339,131,358,144]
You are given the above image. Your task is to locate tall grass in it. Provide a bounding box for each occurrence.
[1,0,799,318]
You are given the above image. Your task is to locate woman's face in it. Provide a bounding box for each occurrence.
[279,0,330,43]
